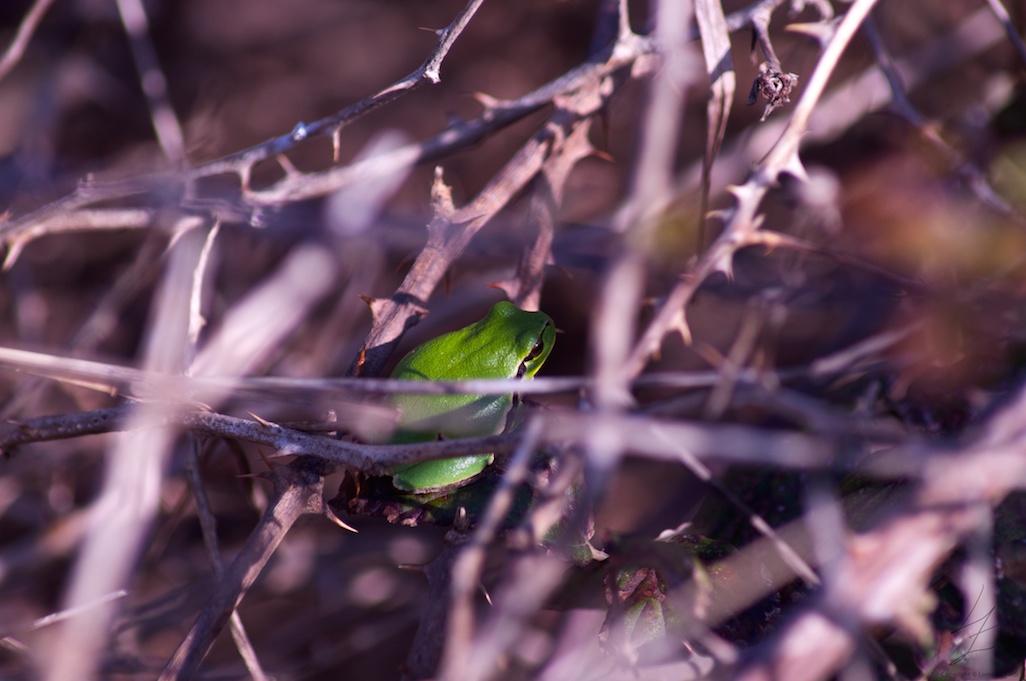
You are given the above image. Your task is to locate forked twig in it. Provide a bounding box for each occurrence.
[183,441,269,681]
[159,457,332,681]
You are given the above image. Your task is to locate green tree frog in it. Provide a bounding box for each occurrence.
[389,301,555,492]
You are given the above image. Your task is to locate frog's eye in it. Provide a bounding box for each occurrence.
[517,325,550,378]
[524,334,547,363]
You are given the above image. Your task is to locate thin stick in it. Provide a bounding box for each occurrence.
[183,441,270,681]
[625,0,883,378]
[0,0,57,83]
[115,0,187,166]
[159,458,330,681]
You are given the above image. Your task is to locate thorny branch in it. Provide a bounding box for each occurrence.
[735,384,1026,681]
[625,0,882,377]
[351,34,648,378]
[0,0,830,263]
[2,0,1026,679]
[159,457,333,681]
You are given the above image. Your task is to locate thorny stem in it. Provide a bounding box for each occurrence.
[626,0,883,377]
[159,458,331,681]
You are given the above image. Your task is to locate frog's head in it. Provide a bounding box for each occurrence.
[486,301,555,379]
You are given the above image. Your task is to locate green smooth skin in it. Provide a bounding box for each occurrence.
[389,301,555,492]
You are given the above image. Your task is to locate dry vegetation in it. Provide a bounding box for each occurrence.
[1,0,1026,679]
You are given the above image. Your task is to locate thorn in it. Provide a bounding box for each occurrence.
[616,0,631,41]
[781,151,808,182]
[256,449,276,470]
[725,182,761,204]
[234,471,270,480]
[275,154,299,176]
[332,127,342,163]
[431,166,456,217]
[248,412,280,428]
[394,252,418,275]
[670,309,693,346]
[324,505,359,533]
[693,342,725,369]
[705,208,733,233]
[786,18,842,47]
[3,239,25,270]
[453,506,471,533]
[469,91,501,110]
[758,231,785,252]
[239,164,252,192]
[713,251,735,280]
[486,279,518,300]
[290,121,309,141]
[724,184,743,204]
[359,295,389,325]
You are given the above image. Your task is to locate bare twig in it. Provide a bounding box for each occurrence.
[159,457,332,681]
[696,0,736,246]
[625,0,882,378]
[115,0,187,166]
[43,227,206,681]
[0,0,504,254]
[862,14,1025,226]
[186,222,219,353]
[438,418,544,681]
[735,383,1026,681]
[183,442,269,681]
[403,541,465,680]
[0,0,57,83]
[496,120,595,309]
[586,0,695,503]
[702,298,769,419]
[4,3,1025,678]
[0,0,812,260]
[681,5,1012,199]
[984,0,1026,66]
[352,37,645,378]
[283,0,489,163]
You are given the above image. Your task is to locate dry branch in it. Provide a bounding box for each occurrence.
[1,0,1025,679]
